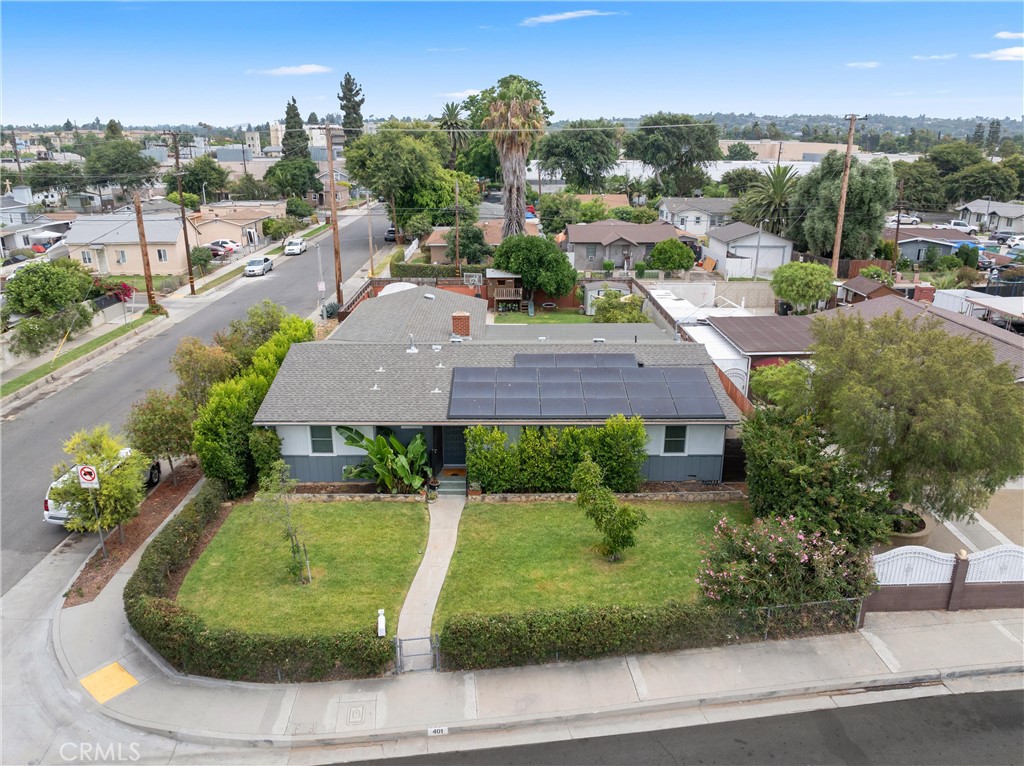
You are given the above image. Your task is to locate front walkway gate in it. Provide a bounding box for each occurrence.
[396,635,437,673]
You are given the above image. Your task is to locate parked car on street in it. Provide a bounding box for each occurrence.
[991,230,1018,245]
[244,256,273,276]
[284,238,307,255]
[44,449,160,527]
[886,214,921,226]
[1004,235,1024,249]
[933,220,979,235]
[384,227,396,242]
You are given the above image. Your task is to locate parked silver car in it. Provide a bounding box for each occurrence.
[244,256,273,276]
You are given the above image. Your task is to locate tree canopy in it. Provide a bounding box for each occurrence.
[537,118,620,191]
[943,161,1018,204]
[492,234,576,298]
[720,167,761,196]
[24,161,86,196]
[282,97,310,160]
[725,142,758,160]
[591,290,650,323]
[770,261,834,310]
[264,157,321,198]
[647,239,695,273]
[338,72,365,141]
[623,112,721,196]
[83,139,158,192]
[165,154,230,199]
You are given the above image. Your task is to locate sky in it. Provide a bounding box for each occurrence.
[2,1,1022,127]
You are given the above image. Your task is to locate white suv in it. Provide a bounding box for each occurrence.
[44,450,160,527]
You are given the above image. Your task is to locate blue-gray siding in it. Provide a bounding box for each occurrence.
[642,455,723,482]
[286,454,363,482]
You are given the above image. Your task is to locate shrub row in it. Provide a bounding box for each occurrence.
[391,262,487,279]
[124,479,392,682]
[438,599,861,671]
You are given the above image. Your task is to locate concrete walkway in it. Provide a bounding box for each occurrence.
[396,496,465,639]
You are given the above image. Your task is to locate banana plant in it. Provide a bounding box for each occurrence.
[336,427,430,494]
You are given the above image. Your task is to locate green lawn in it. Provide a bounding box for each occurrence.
[494,308,591,324]
[177,501,428,636]
[434,500,751,630]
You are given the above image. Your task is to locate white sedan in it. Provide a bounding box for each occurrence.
[284,238,307,255]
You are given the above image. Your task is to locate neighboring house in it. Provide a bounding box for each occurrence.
[114,197,182,215]
[0,216,69,255]
[836,275,901,304]
[422,220,540,262]
[308,169,350,209]
[193,200,286,248]
[0,186,33,224]
[63,213,201,277]
[262,145,283,157]
[565,219,695,270]
[884,228,960,262]
[658,197,739,236]
[706,222,794,279]
[957,199,1024,234]
[332,286,488,343]
[254,341,743,483]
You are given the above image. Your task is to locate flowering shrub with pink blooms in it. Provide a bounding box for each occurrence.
[697,515,875,608]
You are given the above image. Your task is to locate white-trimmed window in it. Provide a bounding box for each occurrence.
[694,216,702,226]
[678,216,688,227]
[663,426,687,454]
[116,249,127,264]
[81,249,93,264]
[586,244,597,261]
[310,426,333,454]
[157,248,168,262]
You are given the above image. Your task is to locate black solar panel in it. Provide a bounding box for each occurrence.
[667,381,714,398]
[596,353,638,368]
[620,367,666,382]
[514,354,557,368]
[582,381,627,398]
[451,381,495,398]
[578,367,624,383]
[541,397,588,417]
[556,353,600,367]
[629,398,678,417]
[496,367,539,383]
[585,398,632,417]
[673,397,724,418]
[496,398,542,417]
[629,381,672,398]
[453,367,497,383]
[498,381,539,398]
[540,381,583,399]
[662,368,708,383]
[538,367,583,383]
[448,397,496,417]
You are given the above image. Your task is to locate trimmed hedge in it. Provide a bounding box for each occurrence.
[438,598,861,671]
[390,262,487,279]
[124,480,393,682]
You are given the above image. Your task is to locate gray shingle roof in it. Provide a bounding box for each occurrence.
[840,276,897,297]
[707,222,761,242]
[959,199,1024,220]
[63,213,183,245]
[331,285,487,343]
[483,323,673,342]
[566,219,683,246]
[255,342,742,427]
[659,197,739,215]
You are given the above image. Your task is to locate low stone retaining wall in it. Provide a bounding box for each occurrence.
[289,493,424,503]
[470,489,745,503]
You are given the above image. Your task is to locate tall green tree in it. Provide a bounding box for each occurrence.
[720,167,761,196]
[725,142,758,160]
[24,161,86,199]
[537,191,583,235]
[770,261,834,311]
[943,161,1018,204]
[483,78,548,238]
[338,72,365,141]
[306,111,319,125]
[230,172,274,200]
[492,234,576,298]
[891,159,945,211]
[438,101,469,170]
[774,312,1024,522]
[537,118,620,191]
[263,158,321,198]
[170,336,241,410]
[83,139,158,197]
[926,141,984,176]
[213,299,287,368]
[103,119,123,140]
[623,112,721,196]
[282,97,310,160]
[125,390,194,482]
[733,164,800,235]
[165,154,230,199]
[443,225,491,264]
[792,152,896,258]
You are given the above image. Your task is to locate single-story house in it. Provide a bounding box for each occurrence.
[192,200,286,248]
[957,199,1024,234]
[836,275,902,304]
[658,197,738,237]
[63,213,201,277]
[705,222,794,279]
[423,220,541,262]
[254,342,743,484]
[0,216,70,254]
[882,227,970,262]
[565,219,695,270]
[332,285,488,343]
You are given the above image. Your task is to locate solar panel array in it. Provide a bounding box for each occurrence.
[514,352,638,368]
[448,360,724,420]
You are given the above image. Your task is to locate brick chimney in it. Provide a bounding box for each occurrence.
[914,284,935,303]
[452,311,471,338]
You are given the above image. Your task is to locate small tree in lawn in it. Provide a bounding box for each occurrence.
[124,390,194,483]
[49,426,147,549]
[572,452,648,561]
[256,459,311,585]
[771,261,834,313]
[648,239,695,277]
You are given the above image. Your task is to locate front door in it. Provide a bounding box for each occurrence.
[442,427,467,465]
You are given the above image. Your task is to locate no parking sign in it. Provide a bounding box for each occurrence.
[78,465,99,489]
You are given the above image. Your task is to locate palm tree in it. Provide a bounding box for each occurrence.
[735,164,800,236]
[482,82,546,238]
[438,102,469,170]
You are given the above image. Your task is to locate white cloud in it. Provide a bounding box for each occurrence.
[971,46,1024,61]
[994,31,1023,39]
[426,47,467,53]
[846,61,881,69]
[520,10,623,27]
[439,89,480,99]
[911,53,956,61]
[247,64,331,76]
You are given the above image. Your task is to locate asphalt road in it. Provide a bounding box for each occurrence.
[365,689,1024,766]
[0,210,389,594]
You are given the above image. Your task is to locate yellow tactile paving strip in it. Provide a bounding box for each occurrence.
[80,662,138,704]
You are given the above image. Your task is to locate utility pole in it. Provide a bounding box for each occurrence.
[133,191,156,308]
[325,125,344,308]
[365,194,376,277]
[454,176,461,278]
[776,141,783,167]
[830,113,858,277]
[164,131,196,295]
[892,179,905,271]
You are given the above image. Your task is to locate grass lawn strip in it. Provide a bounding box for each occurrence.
[1,314,156,398]
[434,500,751,631]
[494,309,592,325]
[176,501,428,635]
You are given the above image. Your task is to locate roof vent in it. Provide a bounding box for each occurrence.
[371,383,380,391]
[375,366,385,373]
[538,336,547,342]
[424,293,436,300]
[430,387,443,394]
[450,336,463,343]
[593,338,606,343]
[436,361,445,368]
[407,334,418,353]
[431,344,442,352]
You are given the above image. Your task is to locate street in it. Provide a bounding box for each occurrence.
[364,689,1024,766]
[0,209,389,593]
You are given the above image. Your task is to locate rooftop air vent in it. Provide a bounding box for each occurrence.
[371,383,380,391]
[538,336,547,342]
[375,366,385,373]
[450,336,463,343]
[431,344,442,352]
[430,387,443,394]
[593,338,606,343]
[424,293,436,300]
[436,361,445,368]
